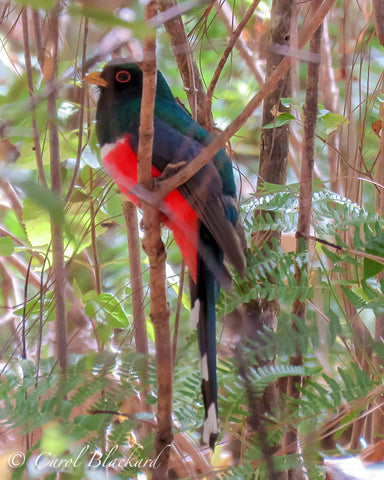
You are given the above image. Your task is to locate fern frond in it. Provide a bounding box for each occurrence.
[248,364,308,395]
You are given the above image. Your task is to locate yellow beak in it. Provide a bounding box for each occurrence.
[85,71,108,88]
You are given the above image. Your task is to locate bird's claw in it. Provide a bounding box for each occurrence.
[158,161,186,180]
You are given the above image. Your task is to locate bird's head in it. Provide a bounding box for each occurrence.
[86,59,174,104]
[86,61,144,106]
[86,59,175,144]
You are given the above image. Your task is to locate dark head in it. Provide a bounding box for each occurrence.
[95,61,144,100]
[86,60,175,145]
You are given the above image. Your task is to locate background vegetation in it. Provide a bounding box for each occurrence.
[0,0,383,479]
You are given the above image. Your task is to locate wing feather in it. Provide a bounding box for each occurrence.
[129,116,246,278]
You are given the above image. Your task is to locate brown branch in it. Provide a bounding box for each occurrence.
[21,7,47,187]
[32,9,45,72]
[288,1,323,478]
[65,17,89,202]
[206,0,261,129]
[158,0,336,199]
[216,0,265,88]
[172,260,185,368]
[244,1,292,476]
[0,259,16,313]
[0,180,23,221]
[6,254,42,289]
[123,201,148,355]
[46,4,67,374]
[158,0,208,125]
[89,168,102,295]
[137,44,157,187]
[138,2,173,478]
[294,15,323,253]
[36,258,48,385]
[21,255,35,360]
[319,16,340,192]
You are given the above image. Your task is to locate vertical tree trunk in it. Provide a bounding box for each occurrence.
[241,1,292,477]
[250,0,292,331]
[288,1,322,478]
[47,4,67,375]
[139,4,173,478]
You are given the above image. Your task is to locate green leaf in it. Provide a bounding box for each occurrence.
[363,233,384,278]
[85,293,130,328]
[22,180,65,227]
[0,236,15,256]
[23,198,52,247]
[40,423,71,457]
[340,285,367,309]
[320,112,348,135]
[364,256,384,279]
[263,113,295,129]
[14,0,56,9]
[280,97,297,108]
[146,319,155,342]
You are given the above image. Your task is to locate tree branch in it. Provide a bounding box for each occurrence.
[215,0,265,87]
[288,1,323,477]
[123,201,148,356]
[32,9,45,72]
[46,3,67,374]
[158,0,336,198]
[206,0,261,129]
[65,17,89,202]
[138,2,173,478]
[89,168,102,295]
[172,260,185,368]
[158,0,208,125]
[22,7,47,187]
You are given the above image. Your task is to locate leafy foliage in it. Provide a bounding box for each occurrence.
[0,1,383,479]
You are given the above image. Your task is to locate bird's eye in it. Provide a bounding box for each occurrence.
[115,71,131,83]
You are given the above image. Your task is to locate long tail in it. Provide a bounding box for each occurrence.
[190,223,223,449]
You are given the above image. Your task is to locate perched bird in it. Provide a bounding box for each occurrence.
[86,60,246,448]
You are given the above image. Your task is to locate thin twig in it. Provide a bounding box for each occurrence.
[158,0,208,125]
[46,4,68,374]
[65,17,89,202]
[36,256,48,385]
[32,9,45,71]
[0,180,23,222]
[89,168,102,294]
[216,0,265,88]
[21,255,35,360]
[22,7,47,187]
[123,201,148,355]
[172,260,185,369]
[319,16,340,192]
[158,0,336,198]
[206,0,261,129]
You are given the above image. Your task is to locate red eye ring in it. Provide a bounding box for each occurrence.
[116,70,131,83]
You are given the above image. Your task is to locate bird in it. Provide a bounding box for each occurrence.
[86,59,246,448]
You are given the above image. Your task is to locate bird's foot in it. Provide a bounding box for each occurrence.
[158,161,186,180]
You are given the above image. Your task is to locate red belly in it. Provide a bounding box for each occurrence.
[102,135,198,282]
